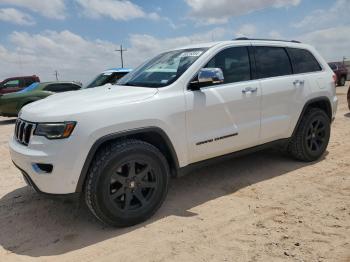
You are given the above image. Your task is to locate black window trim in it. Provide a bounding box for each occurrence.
[251,45,325,80]
[44,83,81,92]
[186,44,325,88]
[186,45,254,90]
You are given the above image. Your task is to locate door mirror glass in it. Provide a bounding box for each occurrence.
[189,68,224,90]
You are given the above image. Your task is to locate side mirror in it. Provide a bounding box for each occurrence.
[189,68,224,90]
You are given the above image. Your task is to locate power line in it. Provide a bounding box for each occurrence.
[115,44,127,68]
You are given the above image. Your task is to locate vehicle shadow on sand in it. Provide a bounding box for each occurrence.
[0,118,16,125]
[0,148,326,257]
[344,112,350,118]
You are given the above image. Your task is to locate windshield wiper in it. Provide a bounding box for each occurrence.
[119,82,161,88]
[119,82,139,86]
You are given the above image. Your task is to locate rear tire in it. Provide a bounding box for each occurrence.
[338,76,346,86]
[85,139,170,227]
[288,108,330,162]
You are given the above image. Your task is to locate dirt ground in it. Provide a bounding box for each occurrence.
[0,83,349,262]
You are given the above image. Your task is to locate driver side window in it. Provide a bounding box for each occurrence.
[205,47,251,85]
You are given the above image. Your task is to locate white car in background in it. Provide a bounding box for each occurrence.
[85,68,132,89]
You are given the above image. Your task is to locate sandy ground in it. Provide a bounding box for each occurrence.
[0,83,349,262]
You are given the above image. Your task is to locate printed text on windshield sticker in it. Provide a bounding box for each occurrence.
[180,51,203,58]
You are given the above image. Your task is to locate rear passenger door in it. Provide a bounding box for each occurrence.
[254,45,302,143]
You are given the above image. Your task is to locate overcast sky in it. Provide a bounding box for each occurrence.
[0,0,349,84]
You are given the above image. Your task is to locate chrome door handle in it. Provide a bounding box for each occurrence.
[242,87,258,94]
[293,80,305,86]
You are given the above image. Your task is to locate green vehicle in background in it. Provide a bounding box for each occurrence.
[0,81,82,117]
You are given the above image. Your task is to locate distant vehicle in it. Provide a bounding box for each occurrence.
[328,62,348,86]
[347,85,350,110]
[0,81,81,117]
[85,68,132,89]
[0,75,40,95]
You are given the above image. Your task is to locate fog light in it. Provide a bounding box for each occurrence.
[32,163,53,174]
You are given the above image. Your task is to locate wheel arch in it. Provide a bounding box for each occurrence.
[17,98,40,111]
[75,127,179,193]
[292,96,332,136]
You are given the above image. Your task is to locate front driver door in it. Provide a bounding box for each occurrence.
[185,46,261,163]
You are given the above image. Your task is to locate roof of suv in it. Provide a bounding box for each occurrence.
[173,38,307,52]
[329,62,346,66]
[2,75,39,81]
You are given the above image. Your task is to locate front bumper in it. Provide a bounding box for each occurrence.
[9,134,85,194]
[12,161,78,198]
[332,95,338,120]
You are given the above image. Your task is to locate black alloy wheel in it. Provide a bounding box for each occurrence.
[108,160,158,212]
[305,118,327,154]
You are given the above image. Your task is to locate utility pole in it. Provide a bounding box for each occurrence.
[343,56,347,65]
[54,70,59,81]
[115,44,127,68]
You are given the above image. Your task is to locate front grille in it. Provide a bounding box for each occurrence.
[14,119,36,146]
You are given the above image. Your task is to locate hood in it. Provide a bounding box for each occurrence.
[20,84,158,121]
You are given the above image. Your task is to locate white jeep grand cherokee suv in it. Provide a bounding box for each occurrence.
[10,39,338,227]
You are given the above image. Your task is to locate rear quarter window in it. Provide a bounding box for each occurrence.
[287,48,322,74]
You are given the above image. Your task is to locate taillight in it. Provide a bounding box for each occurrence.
[333,74,337,86]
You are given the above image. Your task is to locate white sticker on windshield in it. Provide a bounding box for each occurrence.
[103,72,113,76]
[180,51,203,58]
[161,79,168,84]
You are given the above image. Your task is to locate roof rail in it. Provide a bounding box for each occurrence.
[234,37,301,43]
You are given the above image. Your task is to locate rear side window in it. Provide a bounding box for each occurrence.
[44,84,80,93]
[255,46,292,78]
[287,48,322,74]
[205,46,251,84]
[24,78,35,87]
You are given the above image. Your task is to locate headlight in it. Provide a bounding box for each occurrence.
[34,122,76,139]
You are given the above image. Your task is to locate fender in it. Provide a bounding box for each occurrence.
[292,96,332,137]
[75,126,179,192]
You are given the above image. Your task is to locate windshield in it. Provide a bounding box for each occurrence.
[85,71,129,89]
[117,48,207,88]
[17,82,39,93]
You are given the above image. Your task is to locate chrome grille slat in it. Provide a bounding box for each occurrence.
[19,121,25,142]
[14,119,19,138]
[21,123,27,143]
[14,119,35,146]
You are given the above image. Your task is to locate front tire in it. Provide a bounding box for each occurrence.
[288,108,330,162]
[85,139,170,227]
